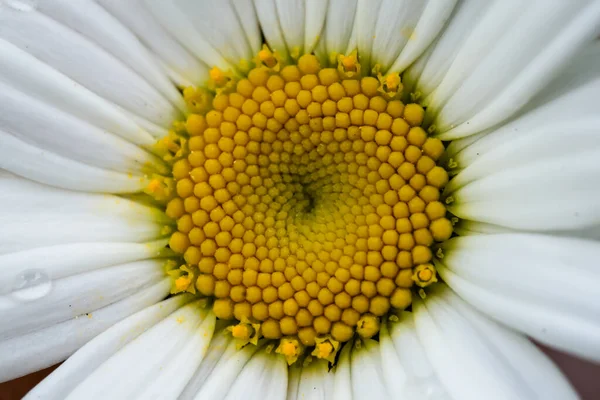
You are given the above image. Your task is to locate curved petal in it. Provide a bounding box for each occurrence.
[0,259,165,340]
[143,0,245,71]
[179,329,234,399]
[413,285,578,400]
[438,234,600,363]
[1,279,171,385]
[0,82,164,175]
[448,53,600,176]
[224,351,288,400]
[350,339,389,399]
[408,0,600,139]
[0,135,150,195]
[254,0,289,60]
[385,313,451,400]
[447,149,600,231]
[379,317,409,399]
[0,39,154,146]
[64,301,215,400]
[403,0,490,99]
[368,0,456,74]
[0,240,168,295]
[353,0,383,71]
[190,338,261,399]
[332,341,353,400]
[275,0,305,57]
[23,292,186,399]
[294,359,333,399]
[0,6,180,127]
[37,0,185,112]
[445,66,600,232]
[322,0,358,58]
[304,0,328,54]
[286,364,302,400]
[97,0,208,86]
[386,0,457,74]
[0,176,166,254]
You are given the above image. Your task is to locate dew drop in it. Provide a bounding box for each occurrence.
[2,0,38,12]
[404,375,449,400]
[11,269,52,301]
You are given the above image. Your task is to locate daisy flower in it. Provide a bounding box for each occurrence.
[1,0,600,399]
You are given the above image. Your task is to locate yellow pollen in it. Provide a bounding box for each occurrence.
[232,324,252,339]
[147,179,161,193]
[258,47,278,69]
[413,263,438,287]
[174,275,193,292]
[315,342,332,358]
[276,337,304,365]
[337,51,361,78]
[210,67,227,86]
[159,51,454,363]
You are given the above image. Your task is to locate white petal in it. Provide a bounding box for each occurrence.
[0,240,168,295]
[65,301,215,400]
[353,0,383,71]
[295,359,333,399]
[275,0,305,56]
[323,0,358,56]
[133,313,216,400]
[424,0,600,139]
[0,132,150,193]
[190,339,261,399]
[98,0,209,86]
[386,0,457,74]
[403,0,491,98]
[414,286,578,400]
[1,278,171,385]
[452,220,517,236]
[304,0,328,54]
[179,329,234,399]
[438,234,600,363]
[0,82,165,175]
[254,0,290,60]
[144,0,241,70]
[0,259,165,340]
[286,364,302,400]
[369,0,428,72]
[447,149,600,231]
[379,317,409,399]
[170,0,257,66]
[387,313,451,400]
[332,341,353,400]
[0,39,154,146]
[350,339,389,399]
[0,176,166,254]
[38,0,185,113]
[448,62,600,178]
[224,351,288,400]
[231,0,262,57]
[0,6,180,127]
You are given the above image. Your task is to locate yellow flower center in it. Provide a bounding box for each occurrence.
[158,53,452,363]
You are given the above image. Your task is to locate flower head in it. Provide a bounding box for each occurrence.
[1,0,600,399]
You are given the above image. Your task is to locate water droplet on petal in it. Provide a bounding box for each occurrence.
[404,375,448,400]
[11,269,52,301]
[2,0,38,12]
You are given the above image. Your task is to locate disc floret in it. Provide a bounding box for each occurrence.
[157,52,453,363]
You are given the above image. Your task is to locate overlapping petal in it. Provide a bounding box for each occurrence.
[406,0,600,139]
[413,286,578,400]
[1,280,172,385]
[438,234,600,363]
